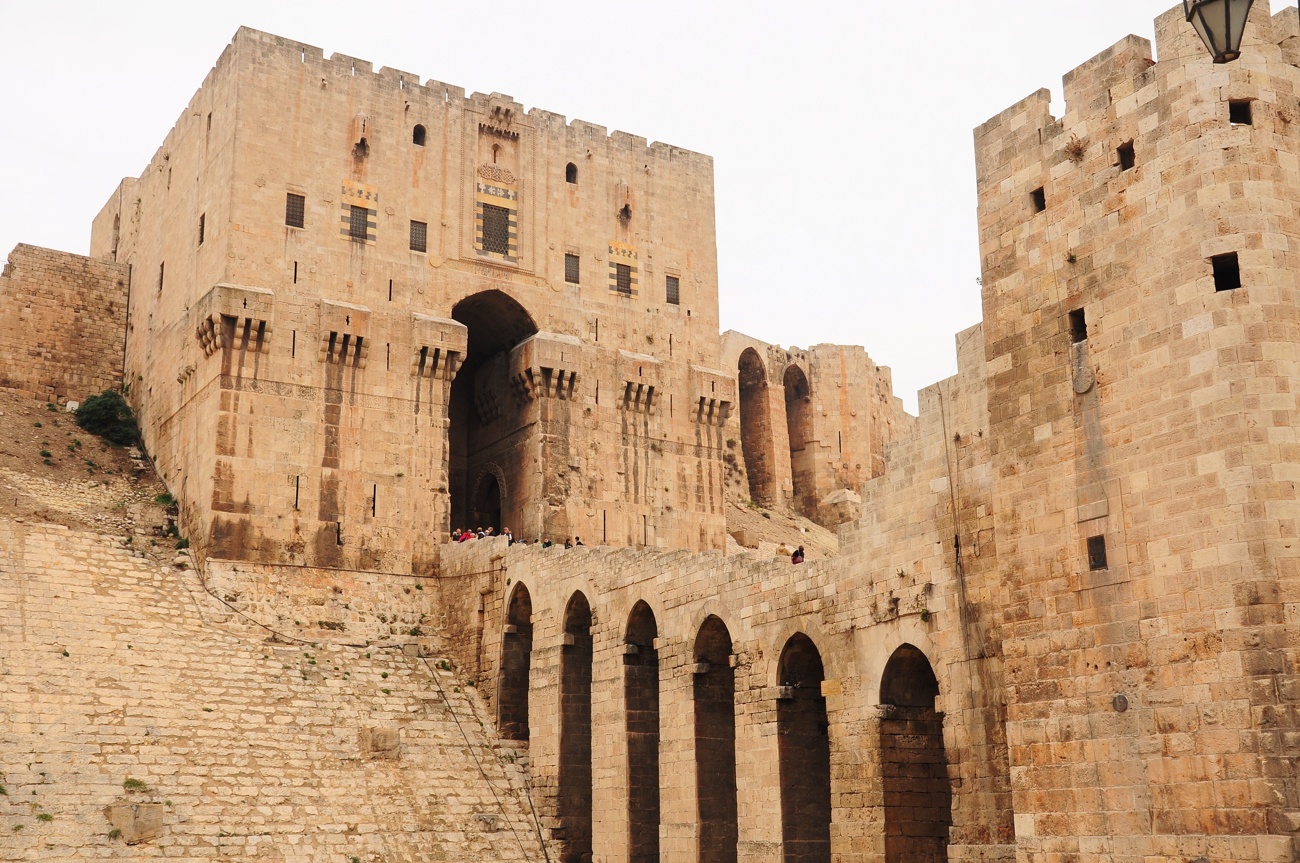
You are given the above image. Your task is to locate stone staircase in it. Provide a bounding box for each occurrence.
[0,519,550,862]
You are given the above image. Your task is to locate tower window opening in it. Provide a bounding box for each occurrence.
[1229,100,1253,126]
[1069,308,1088,343]
[348,205,368,241]
[410,220,428,253]
[565,253,581,284]
[616,263,632,296]
[285,193,305,228]
[566,162,578,184]
[413,124,426,146]
[1117,141,1135,171]
[1212,252,1242,292]
[198,213,205,246]
[1087,534,1108,571]
[666,275,680,305]
[1030,187,1046,213]
[481,204,511,255]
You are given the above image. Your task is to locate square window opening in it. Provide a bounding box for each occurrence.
[666,274,680,305]
[1087,535,1108,571]
[1031,187,1046,213]
[409,220,428,253]
[1117,141,1135,171]
[1229,100,1252,126]
[565,253,580,284]
[1212,252,1242,291]
[615,263,632,295]
[348,205,368,241]
[481,204,510,255]
[1069,308,1088,343]
[285,193,305,229]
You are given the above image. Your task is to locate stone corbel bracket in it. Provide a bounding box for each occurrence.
[193,283,275,358]
[410,313,467,381]
[618,350,662,414]
[319,299,370,367]
[690,365,736,426]
[509,332,581,404]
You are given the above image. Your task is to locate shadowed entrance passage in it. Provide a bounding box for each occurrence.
[880,644,950,863]
[559,592,593,863]
[694,615,737,863]
[449,290,537,534]
[777,633,831,863]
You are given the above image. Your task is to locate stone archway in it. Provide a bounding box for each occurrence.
[625,601,660,863]
[497,582,532,740]
[879,644,950,863]
[777,633,831,863]
[559,592,594,863]
[738,348,775,506]
[782,364,815,518]
[694,615,737,863]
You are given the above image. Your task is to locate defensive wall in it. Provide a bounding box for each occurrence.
[0,245,128,402]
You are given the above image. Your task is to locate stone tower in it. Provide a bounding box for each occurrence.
[973,3,1300,858]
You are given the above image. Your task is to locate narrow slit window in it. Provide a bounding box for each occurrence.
[410,220,428,253]
[158,262,165,293]
[1087,535,1108,571]
[1117,141,1135,171]
[1030,187,1046,213]
[566,162,578,184]
[413,124,426,146]
[565,253,581,284]
[285,193,306,228]
[665,275,680,305]
[481,204,510,255]
[1069,308,1088,343]
[348,205,368,241]
[198,213,205,246]
[616,263,632,296]
[1229,100,1252,126]
[1212,252,1242,291]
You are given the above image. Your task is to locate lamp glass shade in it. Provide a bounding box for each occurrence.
[1184,0,1255,63]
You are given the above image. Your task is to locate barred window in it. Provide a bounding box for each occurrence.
[348,205,368,241]
[616,263,632,295]
[565,253,580,284]
[285,193,305,228]
[410,220,428,253]
[482,204,510,255]
[665,275,680,305]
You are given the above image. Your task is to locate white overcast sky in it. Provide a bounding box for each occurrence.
[1,0,1197,412]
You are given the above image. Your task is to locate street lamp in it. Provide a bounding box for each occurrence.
[1184,0,1255,63]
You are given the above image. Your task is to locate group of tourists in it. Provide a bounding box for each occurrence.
[449,527,585,549]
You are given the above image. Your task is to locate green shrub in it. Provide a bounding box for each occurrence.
[75,390,138,446]
[122,778,150,792]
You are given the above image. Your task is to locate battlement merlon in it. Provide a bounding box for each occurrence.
[228,26,712,165]
[973,1,1295,188]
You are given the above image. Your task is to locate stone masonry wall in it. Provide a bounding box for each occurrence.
[0,244,128,403]
[0,518,554,863]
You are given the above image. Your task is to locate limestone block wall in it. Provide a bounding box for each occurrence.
[974,3,1300,860]
[0,518,553,863]
[0,244,128,402]
[721,330,914,524]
